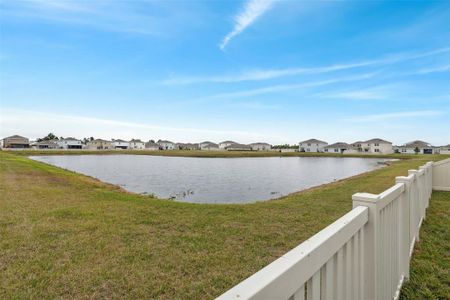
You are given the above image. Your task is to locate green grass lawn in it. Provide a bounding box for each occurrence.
[6,148,422,159]
[0,152,448,299]
[400,191,450,300]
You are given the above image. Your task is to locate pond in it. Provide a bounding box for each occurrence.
[30,155,390,204]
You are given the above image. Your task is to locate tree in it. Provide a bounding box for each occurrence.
[414,147,420,155]
[37,133,58,142]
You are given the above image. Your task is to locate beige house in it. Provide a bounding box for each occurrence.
[176,143,199,150]
[352,138,393,154]
[249,142,272,151]
[86,139,112,150]
[225,143,252,151]
[199,141,220,151]
[1,135,29,148]
[34,140,59,149]
[324,142,358,154]
[145,141,160,150]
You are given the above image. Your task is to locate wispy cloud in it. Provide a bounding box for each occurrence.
[414,64,450,75]
[343,110,445,122]
[220,0,273,50]
[210,72,378,98]
[164,46,450,84]
[0,108,270,140]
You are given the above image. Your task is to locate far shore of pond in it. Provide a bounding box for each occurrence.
[3,148,424,159]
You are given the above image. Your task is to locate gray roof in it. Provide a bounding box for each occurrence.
[365,138,392,144]
[299,139,327,144]
[404,140,432,148]
[249,142,272,146]
[90,139,111,143]
[325,142,354,149]
[3,135,28,140]
[220,140,236,144]
[201,142,219,147]
[225,143,252,149]
[158,140,174,144]
[129,139,143,143]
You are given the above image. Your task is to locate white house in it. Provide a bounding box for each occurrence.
[157,140,176,150]
[440,144,450,155]
[111,139,129,150]
[56,138,83,149]
[219,140,236,149]
[398,140,435,154]
[129,139,145,150]
[145,141,160,150]
[34,140,59,149]
[199,141,220,151]
[353,138,393,154]
[249,142,272,151]
[324,142,358,154]
[299,139,328,152]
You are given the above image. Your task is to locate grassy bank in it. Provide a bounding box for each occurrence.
[4,148,423,159]
[400,191,450,299]
[0,152,448,298]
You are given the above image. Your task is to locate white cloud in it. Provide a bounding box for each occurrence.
[209,72,377,98]
[164,46,450,84]
[343,110,445,122]
[220,0,273,50]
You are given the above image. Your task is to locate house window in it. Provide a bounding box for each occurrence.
[334,149,339,152]
[307,143,311,146]
[402,149,406,152]
[375,149,380,152]
[325,149,328,152]
[375,143,379,146]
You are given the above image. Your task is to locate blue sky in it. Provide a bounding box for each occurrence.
[0,0,449,145]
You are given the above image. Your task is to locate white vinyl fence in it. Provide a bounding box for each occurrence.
[218,159,450,300]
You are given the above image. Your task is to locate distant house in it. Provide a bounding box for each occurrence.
[1,135,30,149]
[34,140,59,149]
[176,143,199,150]
[299,139,328,152]
[56,138,83,149]
[86,139,112,150]
[352,138,393,154]
[199,141,220,151]
[225,143,252,151]
[397,140,435,154]
[324,142,358,154]
[111,139,129,150]
[145,141,160,150]
[129,139,145,150]
[249,142,272,151]
[157,140,176,150]
[219,141,237,149]
[440,144,450,155]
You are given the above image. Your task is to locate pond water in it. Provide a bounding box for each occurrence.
[30,155,390,204]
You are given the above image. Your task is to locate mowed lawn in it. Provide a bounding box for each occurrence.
[0,152,448,299]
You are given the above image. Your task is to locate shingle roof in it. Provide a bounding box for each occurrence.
[220,140,236,144]
[249,142,272,146]
[325,142,354,149]
[404,140,432,148]
[129,139,143,143]
[299,139,327,144]
[4,135,28,140]
[365,138,392,144]
[112,139,128,143]
[225,143,252,149]
[157,140,174,144]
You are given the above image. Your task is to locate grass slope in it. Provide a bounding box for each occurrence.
[0,152,448,299]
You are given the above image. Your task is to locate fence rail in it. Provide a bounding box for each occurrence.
[218,159,450,300]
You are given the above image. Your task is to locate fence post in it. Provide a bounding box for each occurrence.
[408,170,419,243]
[395,176,412,281]
[352,193,380,300]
